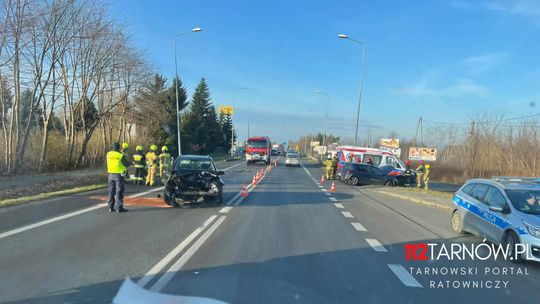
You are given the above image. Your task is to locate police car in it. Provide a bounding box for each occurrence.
[451,177,540,261]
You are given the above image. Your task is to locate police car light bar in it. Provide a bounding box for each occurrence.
[491,176,540,183]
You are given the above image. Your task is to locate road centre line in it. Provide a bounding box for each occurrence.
[0,162,244,241]
[136,215,218,288]
[150,215,227,292]
[351,222,367,231]
[366,238,387,252]
[329,197,338,202]
[334,203,344,208]
[324,192,332,196]
[388,264,423,288]
[219,206,232,214]
[321,188,328,192]
[341,211,354,218]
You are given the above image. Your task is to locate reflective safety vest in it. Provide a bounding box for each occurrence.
[159,153,171,168]
[146,152,158,167]
[107,150,126,174]
[133,153,145,168]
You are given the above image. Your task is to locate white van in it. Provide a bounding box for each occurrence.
[336,145,406,171]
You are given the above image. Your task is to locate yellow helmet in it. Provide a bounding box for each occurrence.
[425,164,431,169]
[150,144,157,151]
[136,145,143,151]
[122,142,129,149]
[162,146,168,152]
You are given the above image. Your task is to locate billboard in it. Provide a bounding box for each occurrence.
[379,138,400,149]
[218,105,234,115]
[408,147,437,161]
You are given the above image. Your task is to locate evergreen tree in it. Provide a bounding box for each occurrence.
[219,112,236,152]
[164,77,188,156]
[182,78,221,154]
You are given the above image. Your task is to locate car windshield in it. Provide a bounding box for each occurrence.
[505,190,540,215]
[175,159,215,171]
[247,141,267,149]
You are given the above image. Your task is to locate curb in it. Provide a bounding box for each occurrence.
[372,189,453,211]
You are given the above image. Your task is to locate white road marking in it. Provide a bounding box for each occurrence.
[0,205,103,240]
[130,187,164,198]
[136,215,218,288]
[351,222,367,231]
[341,211,354,218]
[366,238,387,252]
[0,186,165,240]
[324,192,332,196]
[222,162,245,171]
[388,264,423,288]
[334,203,344,208]
[329,197,338,202]
[219,206,232,214]
[150,216,227,292]
[321,188,328,192]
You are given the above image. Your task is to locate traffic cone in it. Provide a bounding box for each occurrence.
[252,174,257,184]
[241,184,248,197]
[321,175,325,185]
[330,182,336,192]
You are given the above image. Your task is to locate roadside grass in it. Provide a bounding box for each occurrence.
[210,152,232,162]
[0,184,106,208]
[395,186,454,199]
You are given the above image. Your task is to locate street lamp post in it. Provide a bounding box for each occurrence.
[314,90,330,160]
[174,27,202,156]
[338,33,366,147]
[231,87,247,158]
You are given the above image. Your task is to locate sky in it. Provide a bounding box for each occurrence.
[110,0,540,144]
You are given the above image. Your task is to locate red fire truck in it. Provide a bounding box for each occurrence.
[246,136,271,165]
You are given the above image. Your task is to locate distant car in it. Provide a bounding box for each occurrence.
[340,163,396,186]
[451,177,540,261]
[271,149,278,156]
[164,155,224,207]
[285,153,300,167]
[380,165,416,187]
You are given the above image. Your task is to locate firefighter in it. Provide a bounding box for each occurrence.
[106,142,130,213]
[145,144,158,186]
[404,160,413,187]
[331,153,339,179]
[132,145,145,185]
[121,142,129,155]
[424,164,431,190]
[325,155,333,180]
[416,160,425,188]
[159,146,171,179]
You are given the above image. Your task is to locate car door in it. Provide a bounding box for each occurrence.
[354,165,370,184]
[483,186,510,242]
[367,166,386,185]
[466,183,490,237]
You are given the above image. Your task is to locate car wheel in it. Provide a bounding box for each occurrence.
[384,180,394,187]
[450,211,464,234]
[349,176,359,185]
[502,231,522,262]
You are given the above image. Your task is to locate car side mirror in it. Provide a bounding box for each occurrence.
[489,206,504,213]
[217,170,225,176]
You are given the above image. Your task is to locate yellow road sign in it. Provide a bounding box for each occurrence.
[219,105,234,115]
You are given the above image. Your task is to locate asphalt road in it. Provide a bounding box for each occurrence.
[0,158,539,303]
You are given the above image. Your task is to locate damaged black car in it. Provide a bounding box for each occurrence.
[164,155,225,207]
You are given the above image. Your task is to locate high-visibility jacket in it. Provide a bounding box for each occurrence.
[107,150,127,174]
[133,152,145,168]
[146,152,158,167]
[416,164,425,173]
[159,152,171,169]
